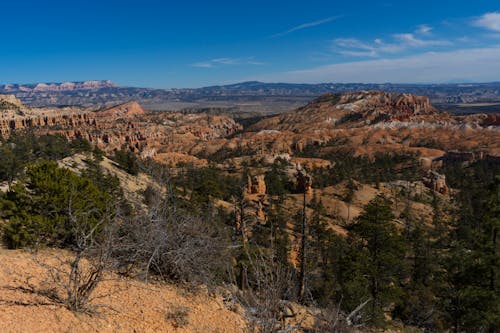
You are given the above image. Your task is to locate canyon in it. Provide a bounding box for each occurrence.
[1,90,498,168]
[0,95,242,165]
[1,89,499,333]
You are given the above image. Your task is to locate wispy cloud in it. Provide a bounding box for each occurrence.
[335,38,404,57]
[191,57,264,68]
[393,33,451,47]
[254,46,500,83]
[474,12,500,32]
[416,24,432,34]
[270,16,339,38]
[191,62,214,68]
[334,26,451,57]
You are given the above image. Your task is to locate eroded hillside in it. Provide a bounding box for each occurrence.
[1,90,499,332]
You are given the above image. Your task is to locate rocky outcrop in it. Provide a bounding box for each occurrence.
[249,91,443,133]
[0,100,242,158]
[17,80,116,92]
[0,94,22,108]
[94,101,146,118]
[226,91,499,160]
[295,165,313,195]
[247,174,267,195]
[423,170,448,194]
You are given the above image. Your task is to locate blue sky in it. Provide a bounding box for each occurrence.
[1,0,499,87]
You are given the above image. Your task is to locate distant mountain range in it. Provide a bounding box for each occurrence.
[2,80,500,115]
[0,80,116,92]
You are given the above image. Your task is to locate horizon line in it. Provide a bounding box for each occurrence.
[2,79,500,90]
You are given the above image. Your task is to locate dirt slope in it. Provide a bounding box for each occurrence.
[0,249,246,333]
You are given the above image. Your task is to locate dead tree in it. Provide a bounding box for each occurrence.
[234,248,298,333]
[297,190,307,303]
[113,184,230,287]
[32,194,118,313]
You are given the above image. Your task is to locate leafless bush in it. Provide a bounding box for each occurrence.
[113,188,231,287]
[311,302,355,333]
[30,207,119,313]
[232,247,303,333]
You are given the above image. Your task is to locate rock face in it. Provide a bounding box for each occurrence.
[5,80,117,92]
[423,170,448,194]
[225,91,499,160]
[1,90,498,173]
[247,174,267,195]
[0,94,22,108]
[94,101,146,118]
[295,167,313,195]
[0,100,242,160]
[249,91,441,132]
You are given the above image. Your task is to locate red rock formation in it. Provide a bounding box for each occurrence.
[249,91,442,133]
[0,94,22,108]
[2,91,498,170]
[247,174,267,195]
[423,170,448,194]
[295,166,313,195]
[0,100,242,159]
[94,101,145,118]
[31,80,116,92]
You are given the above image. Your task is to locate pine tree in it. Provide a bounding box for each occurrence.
[443,173,500,332]
[1,161,109,248]
[346,195,407,326]
[394,219,445,330]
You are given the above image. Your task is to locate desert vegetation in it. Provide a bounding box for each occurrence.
[0,113,498,332]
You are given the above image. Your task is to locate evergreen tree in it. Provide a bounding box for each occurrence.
[443,173,500,332]
[1,161,109,248]
[394,219,446,330]
[345,195,407,326]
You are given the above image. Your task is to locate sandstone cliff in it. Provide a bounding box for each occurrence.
[231,91,499,159]
[0,99,242,164]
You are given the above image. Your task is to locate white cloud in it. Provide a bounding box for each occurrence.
[191,57,263,68]
[392,33,451,47]
[254,46,500,83]
[339,50,378,57]
[335,38,374,51]
[212,58,238,65]
[334,27,452,58]
[474,12,500,32]
[334,32,450,57]
[270,16,339,38]
[334,38,404,57]
[191,62,213,68]
[416,24,432,34]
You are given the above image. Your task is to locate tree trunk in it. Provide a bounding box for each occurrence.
[298,190,307,302]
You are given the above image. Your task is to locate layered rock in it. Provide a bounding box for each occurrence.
[1,90,497,174]
[24,80,116,92]
[0,94,22,108]
[249,91,442,132]
[226,91,499,160]
[423,170,448,194]
[0,100,242,159]
[247,174,266,195]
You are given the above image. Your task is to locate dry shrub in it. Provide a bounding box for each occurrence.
[112,189,231,287]
[29,214,118,313]
[232,248,303,333]
[165,304,190,328]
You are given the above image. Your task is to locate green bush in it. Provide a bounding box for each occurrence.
[1,161,109,248]
[112,147,139,175]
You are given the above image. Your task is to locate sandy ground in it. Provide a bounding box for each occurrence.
[0,249,246,333]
